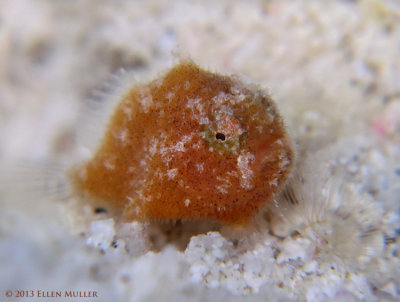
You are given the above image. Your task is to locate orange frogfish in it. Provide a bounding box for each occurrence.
[70,61,294,225]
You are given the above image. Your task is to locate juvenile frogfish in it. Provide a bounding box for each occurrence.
[71,61,294,225]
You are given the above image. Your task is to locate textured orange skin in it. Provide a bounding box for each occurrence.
[71,62,293,225]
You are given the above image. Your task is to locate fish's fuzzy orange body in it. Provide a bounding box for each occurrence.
[71,61,294,224]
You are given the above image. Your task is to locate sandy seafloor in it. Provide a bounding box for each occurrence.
[1,0,400,301]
